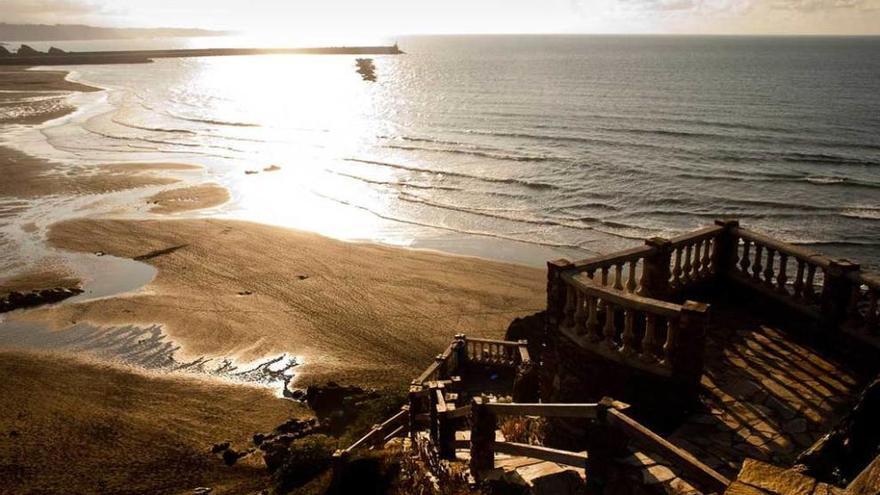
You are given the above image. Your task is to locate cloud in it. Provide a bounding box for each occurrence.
[770,0,879,10]
[1,0,109,24]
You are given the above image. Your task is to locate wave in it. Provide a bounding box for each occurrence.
[328,169,531,199]
[384,144,551,162]
[165,111,261,128]
[344,158,561,190]
[110,117,198,135]
[396,191,646,241]
[306,188,595,251]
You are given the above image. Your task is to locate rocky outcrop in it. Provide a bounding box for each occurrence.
[0,45,11,57]
[47,46,67,55]
[0,287,83,313]
[795,375,880,486]
[16,44,41,56]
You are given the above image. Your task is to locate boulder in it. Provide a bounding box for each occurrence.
[305,382,364,418]
[0,45,11,57]
[16,44,42,56]
[210,441,230,454]
[47,46,66,55]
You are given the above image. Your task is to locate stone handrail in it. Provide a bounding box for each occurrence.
[557,274,709,381]
[728,225,835,319]
[846,271,879,336]
[468,397,730,494]
[567,245,656,294]
[335,405,410,457]
[667,225,725,291]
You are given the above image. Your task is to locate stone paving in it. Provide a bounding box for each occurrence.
[668,303,862,479]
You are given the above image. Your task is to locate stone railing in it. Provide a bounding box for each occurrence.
[667,225,725,292]
[727,226,833,319]
[847,272,879,336]
[547,218,879,391]
[557,273,709,382]
[466,397,730,494]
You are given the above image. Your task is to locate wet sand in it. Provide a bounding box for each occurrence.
[0,350,304,494]
[11,218,545,387]
[148,183,231,214]
[0,67,99,125]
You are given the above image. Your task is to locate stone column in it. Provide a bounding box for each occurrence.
[585,397,629,494]
[672,301,710,393]
[820,259,861,334]
[469,397,496,478]
[547,259,574,330]
[713,218,740,280]
[408,383,423,440]
[641,237,672,300]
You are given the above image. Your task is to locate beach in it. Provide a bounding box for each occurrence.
[0,65,549,493]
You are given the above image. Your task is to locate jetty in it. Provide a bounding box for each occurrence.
[0,45,404,66]
[337,219,879,495]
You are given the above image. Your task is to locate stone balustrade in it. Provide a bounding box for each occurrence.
[558,273,708,382]
[547,218,879,402]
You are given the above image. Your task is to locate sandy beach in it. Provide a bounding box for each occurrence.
[0,66,545,491]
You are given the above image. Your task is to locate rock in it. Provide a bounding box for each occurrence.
[263,165,281,172]
[244,170,259,175]
[260,441,288,473]
[210,441,230,454]
[275,417,315,435]
[252,433,266,446]
[221,447,251,466]
[0,45,11,56]
[192,488,212,494]
[16,44,42,56]
[642,464,676,484]
[305,382,364,418]
[505,311,545,361]
[47,46,66,55]
[737,458,816,495]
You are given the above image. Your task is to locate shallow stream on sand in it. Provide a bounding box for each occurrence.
[0,317,301,394]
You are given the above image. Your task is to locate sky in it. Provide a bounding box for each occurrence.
[4,0,880,36]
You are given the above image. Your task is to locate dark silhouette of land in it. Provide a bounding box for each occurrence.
[0,45,405,65]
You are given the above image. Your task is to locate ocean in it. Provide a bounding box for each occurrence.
[3,35,880,269]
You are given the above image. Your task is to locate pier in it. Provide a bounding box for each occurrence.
[0,45,404,66]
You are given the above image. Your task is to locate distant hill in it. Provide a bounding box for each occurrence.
[0,23,230,41]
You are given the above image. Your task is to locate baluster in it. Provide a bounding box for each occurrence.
[793,260,806,299]
[739,239,752,273]
[614,263,624,291]
[662,318,679,366]
[586,295,601,342]
[702,238,713,275]
[626,260,637,293]
[621,308,636,356]
[692,240,703,279]
[764,248,776,286]
[600,267,609,287]
[573,290,587,336]
[672,248,683,287]
[752,244,764,281]
[562,284,575,328]
[777,253,789,294]
[641,314,659,362]
[603,301,617,350]
[682,244,693,285]
[804,265,817,302]
[586,267,596,282]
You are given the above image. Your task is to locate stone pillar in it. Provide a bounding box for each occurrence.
[437,408,455,460]
[820,259,861,334]
[408,383,423,440]
[585,397,629,494]
[469,397,496,478]
[641,237,672,300]
[547,259,574,330]
[452,333,467,374]
[713,218,740,280]
[672,301,710,392]
[513,360,539,402]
